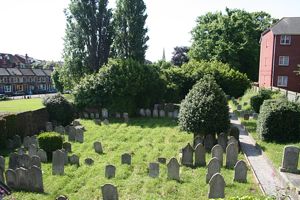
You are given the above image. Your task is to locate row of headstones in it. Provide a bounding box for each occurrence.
[139,108,179,118]
[231,98,258,120]
[81,109,129,122]
[6,134,39,150]
[280,146,300,174]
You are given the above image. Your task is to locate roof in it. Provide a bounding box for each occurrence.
[0,68,9,76]
[32,68,46,76]
[19,68,34,76]
[263,17,300,36]
[43,69,52,76]
[6,68,22,76]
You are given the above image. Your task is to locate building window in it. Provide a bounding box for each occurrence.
[279,56,289,66]
[4,85,12,92]
[277,76,288,87]
[280,35,291,45]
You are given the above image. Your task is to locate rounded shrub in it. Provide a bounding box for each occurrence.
[257,99,300,142]
[38,132,63,159]
[43,94,74,126]
[250,89,273,113]
[178,75,230,136]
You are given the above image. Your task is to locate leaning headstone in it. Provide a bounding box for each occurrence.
[217,133,227,151]
[16,167,29,191]
[149,162,159,178]
[208,173,225,199]
[46,122,53,131]
[85,158,94,165]
[123,113,129,123]
[52,150,65,175]
[153,109,159,118]
[212,144,224,166]
[63,142,72,153]
[139,108,146,117]
[193,136,203,148]
[280,146,300,174]
[55,125,65,134]
[105,165,116,179]
[68,126,76,142]
[206,157,221,183]
[157,157,166,164]
[159,110,165,117]
[194,143,206,167]
[9,153,19,170]
[75,127,84,143]
[226,143,239,169]
[23,136,31,149]
[0,156,5,171]
[101,184,118,200]
[204,134,215,151]
[69,154,79,166]
[28,144,38,157]
[28,165,44,193]
[181,143,194,167]
[5,169,17,189]
[234,160,248,183]
[102,108,108,118]
[31,156,41,168]
[94,142,103,154]
[37,149,47,163]
[167,157,180,181]
[145,109,151,117]
[121,153,131,165]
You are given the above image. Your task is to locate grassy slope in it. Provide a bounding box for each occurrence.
[3,119,263,200]
[0,98,44,113]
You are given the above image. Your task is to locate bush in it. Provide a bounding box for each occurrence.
[43,94,74,126]
[250,89,274,113]
[257,99,300,142]
[74,59,165,115]
[38,132,63,157]
[178,75,230,136]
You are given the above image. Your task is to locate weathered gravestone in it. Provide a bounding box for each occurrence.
[0,156,5,171]
[157,157,166,164]
[17,147,25,155]
[168,112,173,118]
[95,113,100,119]
[37,149,47,163]
[55,125,65,134]
[61,149,68,165]
[75,127,84,143]
[23,136,31,149]
[68,126,76,142]
[105,165,116,179]
[153,109,159,118]
[31,155,41,168]
[123,113,129,123]
[28,144,38,157]
[102,108,109,118]
[90,113,95,119]
[217,133,227,151]
[234,160,248,183]
[145,109,151,117]
[5,169,17,189]
[226,143,239,169]
[16,167,29,191]
[139,109,145,117]
[194,143,206,167]
[173,110,179,118]
[102,119,109,125]
[159,110,165,117]
[204,134,215,151]
[206,157,221,183]
[0,168,4,183]
[94,142,103,154]
[101,184,118,200]
[63,142,72,153]
[280,146,300,174]
[228,136,239,148]
[18,154,31,169]
[29,165,44,193]
[115,113,121,118]
[12,135,22,149]
[167,158,180,181]
[9,153,19,170]
[85,158,94,165]
[52,150,65,175]
[212,144,224,166]
[208,173,225,199]
[193,136,203,148]
[181,143,194,167]
[149,162,159,178]
[46,122,53,131]
[83,112,89,119]
[121,153,131,165]
[69,154,79,166]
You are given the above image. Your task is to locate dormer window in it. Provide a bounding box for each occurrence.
[280,35,291,45]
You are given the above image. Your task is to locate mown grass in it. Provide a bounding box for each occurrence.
[0,98,44,113]
[2,118,264,200]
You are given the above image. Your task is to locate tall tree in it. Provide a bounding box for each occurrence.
[113,0,149,62]
[171,46,190,66]
[63,0,113,82]
[189,8,276,80]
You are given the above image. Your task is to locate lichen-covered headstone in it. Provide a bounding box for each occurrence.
[234,160,248,183]
[101,184,118,200]
[121,153,131,165]
[226,143,238,169]
[212,144,224,166]
[206,157,221,183]
[208,173,225,199]
[194,143,206,167]
[167,157,180,181]
[105,165,116,179]
[149,162,159,178]
[181,143,194,167]
[280,146,300,174]
[94,142,103,154]
[52,150,65,175]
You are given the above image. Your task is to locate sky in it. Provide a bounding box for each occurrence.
[0,0,299,62]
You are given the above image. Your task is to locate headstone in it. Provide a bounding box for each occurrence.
[75,127,84,143]
[226,143,239,169]
[85,158,94,165]
[31,156,41,168]
[101,184,118,200]
[167,157,180,181]
[19,154,31,169]
[61,149,68,165]
[204,134,215,151]
[23,136,31,149]
[206,157,221,183]
[228,136,239,147]
[30,136,38,147]
[0,156,5,171]
[102,108,108,118]
[28,165,44,193]
[16,167,29,191]
[95,113,100,119]
[52,150,65,175]
[173,110,179,118]
[68,126,76,142]
[193,136,203,148]
[194,143,206,167]
[145,109,151,117]
[5,169,17,189]
[46,122,53,131]
[37,149,47,163]
[181,143,194,167]
[234,160,248,183]
[244,114,250,120]
[63,142,72,153]
[116,113,121,118]
[159,110,165,117]
[28,144,38,157]
[237,105,242,111]
[157,157,166,164]
[90,113,95,119]
[13,135,22,148]
[149,162,159,178]
[153,109,159,118]
[55,125,65,134]
[280,146,300,174]
[9,153,19,170]
[168,112,173,118]
[0,168,4,183]
[56,195,69,200]
[94,142,103,154]
[211,144,224,166]
[139,109,146,117]
[217,133,227,151]
[123,113,129,123]
[105,165,116,179]
[121,153,131,165]
[83,112,89,119]
[102,119,109,125]
[69,154,79,166]
[208,173,225,199]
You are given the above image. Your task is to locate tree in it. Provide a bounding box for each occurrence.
[189,8,276,80]
[63,0,113,82]
[51,68,64,93]
[113,0,149,62]
[171,46,189,66]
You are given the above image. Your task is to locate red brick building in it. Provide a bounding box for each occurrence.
[259,17,300,92]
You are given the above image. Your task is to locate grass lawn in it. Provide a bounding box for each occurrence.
[0,98,44,113]
[2,118,264,200]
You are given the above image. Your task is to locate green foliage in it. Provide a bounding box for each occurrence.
[74,59,164,115]
[51,68,64,93]
[178,75,230,135]
[257,99,300,142]
[190,8,276,80]
[171,46,190,66]
[250,89,274,113]
[43,94,74,126]
[38,132,63,155]
[113,0,149,62]
[229,126,240,141]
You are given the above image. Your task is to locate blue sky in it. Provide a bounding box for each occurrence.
[0,0,299,62]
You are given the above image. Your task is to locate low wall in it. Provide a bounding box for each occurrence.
[0,108,49,148]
